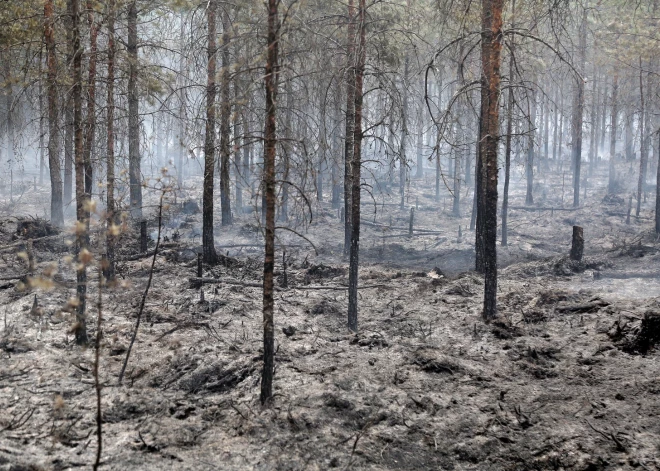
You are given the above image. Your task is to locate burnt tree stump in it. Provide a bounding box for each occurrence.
[140,220,148,252]
[631,311,660,354]
[570,225,584,261]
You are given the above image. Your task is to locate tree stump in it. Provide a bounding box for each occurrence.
[631,311,660,354]
[570,225,584,261]
[409,207,415,236]
[140,220,148,252]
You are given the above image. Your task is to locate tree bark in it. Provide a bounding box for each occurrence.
[637,58,649,218]
[203,0,219,264]
[128,0,142,219]
[220,7,232,226]
[44,0,64,227]
[105,0,116,281]
[502,0,515,246]
[571,6,586,208]
[525,88,536,205]
[261,0,279,404]
[608,73,618,193]
[71,0,88,345]
[343,0,356,255]
[348,0,366,333]
[479,0,503,321]
[83,0,98,196]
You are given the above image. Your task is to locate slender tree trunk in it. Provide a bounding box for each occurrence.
[343,0,356,255]
[502,0,515,246]
[105,0,116,281]
[600,76,608,151]
[479,0,503,321]
[347,0,366,333]
[64,3,73,207]
[400,55,410,210]
[552,85,559,162]
[331,78,341,209]
[636,57,648,218]
[83,0,98,196]
[177,19,186,188]
[220,8,232,226]
[128,0,142,219]
[203,0,219,264]
[44,0,64,226]
[543,90,550,163]
[280,76,293,222]
[71,0,89,346]
[525,88,536,205]
[589,72,598,176]
[38,55,45,187]
[572,6,587,208]
[261,0,279,404]
[608,73,618,193]
[415,99,424,178]
[656,132,660,233]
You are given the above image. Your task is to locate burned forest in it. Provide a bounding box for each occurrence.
[2,0,660,469]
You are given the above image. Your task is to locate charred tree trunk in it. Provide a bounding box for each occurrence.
[280,76,293,222]
[636,58,649,218]
[571,6,586,208]
[502,1,515,246]
[570,226,584,261]
[202,0,219,264]
[71,0,88,345]
[608,73,618,193]
[105,0,116,281]
[64,3,73,207]
[525,88,536,205]
[177,19,186,188]
[400,56,410,211]
[348,0,366,333]
[83,0,98,196]
[261,0,279,404]
[44,0,64,227]
[220,8,232,226]
[343,0,356,256]
[479,0,503,321]
[128,0,142,219]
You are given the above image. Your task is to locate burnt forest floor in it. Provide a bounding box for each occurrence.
[1,161,660,471]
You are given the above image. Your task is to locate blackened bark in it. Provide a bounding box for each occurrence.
[71,0,88,345]
[280,76,293,222]
[220,8,232,226]
[525,88,536,205]
[608,73,618,193]
[400,56,410,210]
[636,59,648,218]
[343,0,356,255]
[203,0,219,264]
[83,0,98,196]
[572,6,587,208]
[261,0,279,404]
[128,0,142,219]
[502,1,515,246]
[105,0,116,281]
[348,0,366,333]
[44,0,64,227]
[570,226,584,262]
[480,0,503,321]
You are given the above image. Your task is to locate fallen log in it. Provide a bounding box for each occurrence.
[556,299,609,314]
[189,277,266,290]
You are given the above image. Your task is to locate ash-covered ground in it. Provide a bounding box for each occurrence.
[1,162,659,470]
